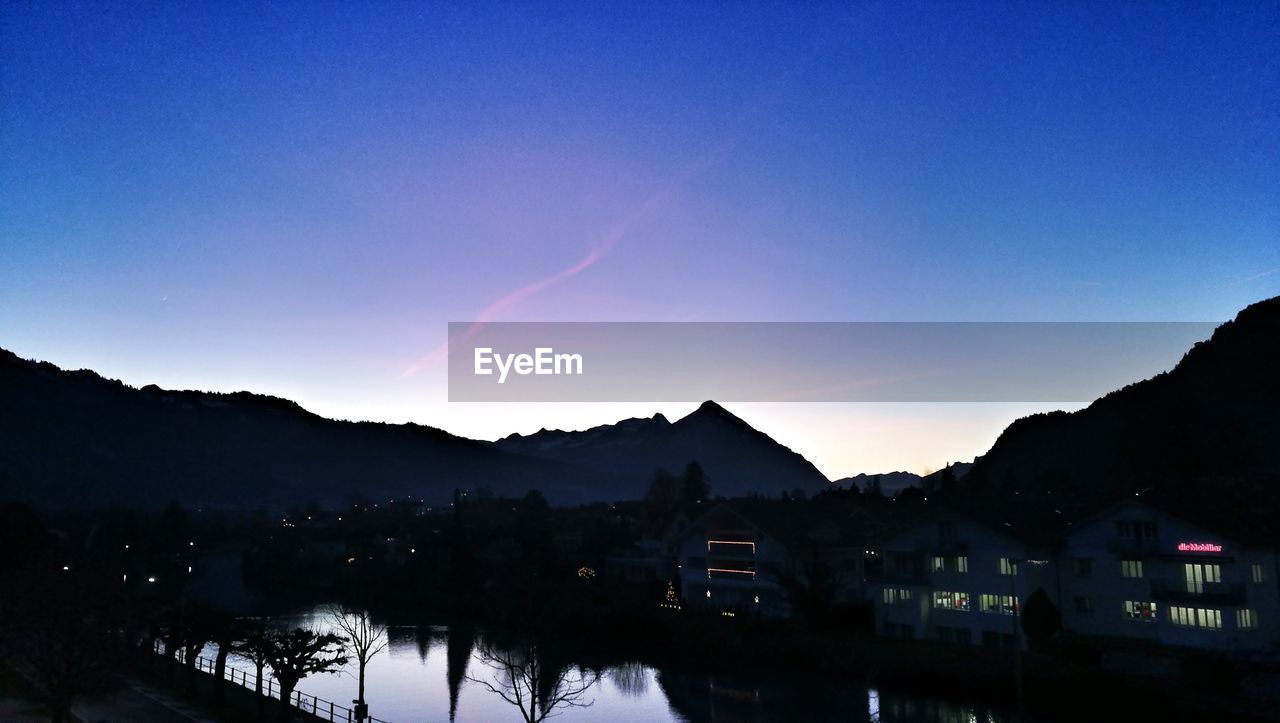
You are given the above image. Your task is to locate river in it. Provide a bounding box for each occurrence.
[211,605,1013,723]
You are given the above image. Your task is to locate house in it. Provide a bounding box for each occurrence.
[870,508,1054,649]
[1059,499,1280,651]
[674,500,881,620]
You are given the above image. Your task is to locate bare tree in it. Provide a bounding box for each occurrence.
[467,639,599,723]
[264,627,348,722]
[324,604,387,715]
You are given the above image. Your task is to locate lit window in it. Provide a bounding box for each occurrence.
[932,591,971,611]
[999,558,1018,576]
[898,588,915,602]
[979,594,1018,615]
[882,588,898,605]
[955,556,969,573]
[931,556,946,572]
[1123,600,1157,622]
[1120,560,1143,579]
[1237,609,1258,630]
[1183,563,1220,594]
[1252,564,1265,584]
[1169,606,1222,629]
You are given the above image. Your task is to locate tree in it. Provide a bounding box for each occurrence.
[210,616,248,705]
[231,619,275,715]
[467,639,599,723]
[939,464,958,493]
[0,562,126,722]
[682,462,710,505]
[324,605,387,717]
[264,627,348,722]
[643,469,682,532]
[1020,588,1062,647]
[174,603,231,694]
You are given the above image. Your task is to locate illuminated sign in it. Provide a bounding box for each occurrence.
[1177,542,1223,553]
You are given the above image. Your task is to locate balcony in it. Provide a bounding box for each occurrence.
[1149,578,1247,606]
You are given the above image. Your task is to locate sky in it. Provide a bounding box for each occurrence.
[2,2,1277,479]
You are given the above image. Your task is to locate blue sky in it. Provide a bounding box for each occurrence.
[2,2,1277,477]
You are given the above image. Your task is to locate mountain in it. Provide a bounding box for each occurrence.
[0,349,614,509]
[962,295,1280,507]
[832,460,977,496]
[493,400,831,499]
[831,471,923,496]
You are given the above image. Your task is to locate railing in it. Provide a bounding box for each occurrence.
[154,641,392,723]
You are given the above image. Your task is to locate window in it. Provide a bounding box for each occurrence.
[1237,609,1258,630]
[1073,596,1093,615]
[688,556,706,569]
[1252,564,1265,584]
[1120,560,1143,579]
[955,556,969,573]
[1169,606,1222,630]
[1072,557,1093,577]
[933,591,971,611]
[931,556,946,572]
[1123,600,1158,622]
[979,593,1018,615]
[1184,563,1221,594]
[883,587,915,605]
[999,558,1019,576]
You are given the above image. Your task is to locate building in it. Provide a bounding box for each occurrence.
[870,509,1053,648]
[674,501,879,619]
[1060,499,1280,651]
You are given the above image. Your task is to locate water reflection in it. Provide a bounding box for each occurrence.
[466,638,600,723]
[608,662,650,698]
[212,606,1011,723]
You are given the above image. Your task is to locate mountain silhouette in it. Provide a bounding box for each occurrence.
[0,349,613,509]
[832,460,976,496]
[962,295,1280,511]
[0,354,827,509]
[494,400,830,498]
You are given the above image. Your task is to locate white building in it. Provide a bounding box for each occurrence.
[1060,500,1280,651]
[871,509,1053,649]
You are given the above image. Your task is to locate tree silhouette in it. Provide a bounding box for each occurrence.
[683,462,710,505]
[264,627,348,722]
[1020,588,1062,648]
[466,639,599,723]
[231,618,277,715]
[324,605,387,716]
[0,562,126,723]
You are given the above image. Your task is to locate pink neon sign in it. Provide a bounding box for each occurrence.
[1177,542,1223,553]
